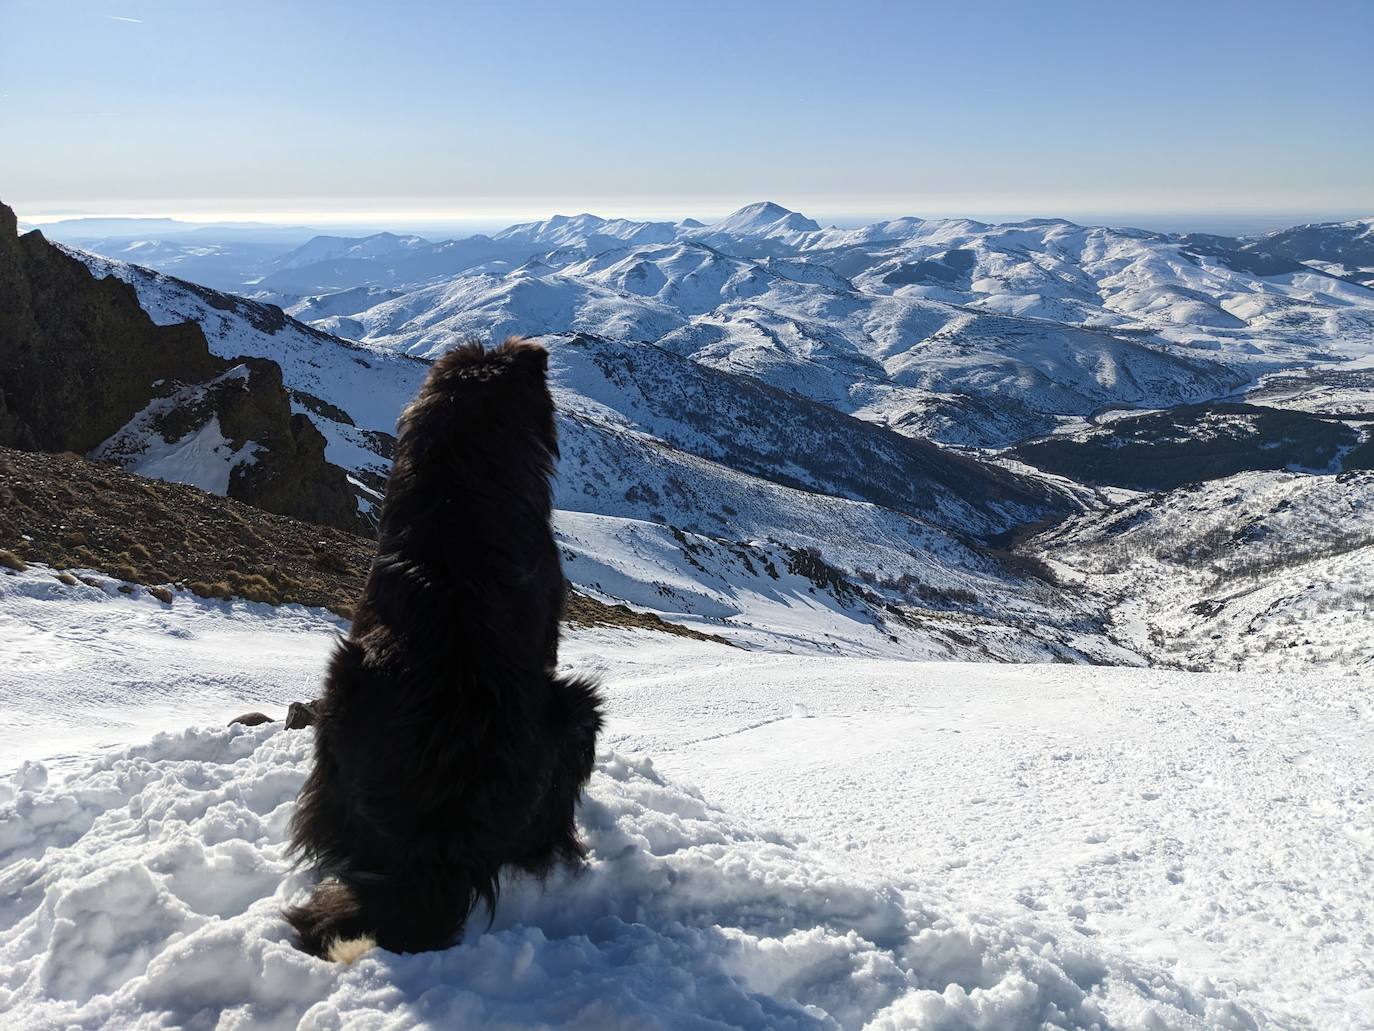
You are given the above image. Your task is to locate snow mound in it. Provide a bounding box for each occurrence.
[0,727,1258,1029]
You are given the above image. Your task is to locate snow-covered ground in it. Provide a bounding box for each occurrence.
[1035,470,1374,672]
[0,566,345,776]
[2,563,1370,1027]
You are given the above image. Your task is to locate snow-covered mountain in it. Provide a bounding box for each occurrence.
[1035,469,1374,672]
[54,245,1124,661]
[493,212,681,249]
[274,231,430,270]
[1247,216,1374,287]
[254,203,1373,449]
[35,202,1374,671]
[689,199,822,241]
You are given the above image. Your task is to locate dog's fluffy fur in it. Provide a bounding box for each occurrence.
[285,337,603,958]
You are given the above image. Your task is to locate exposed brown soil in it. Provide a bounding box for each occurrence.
[0,445,727,644]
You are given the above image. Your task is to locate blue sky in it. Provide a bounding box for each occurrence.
[3,0,1371,226]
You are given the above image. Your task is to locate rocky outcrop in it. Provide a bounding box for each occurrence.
[218,360,367,532]
[0,202,220,452]
[0,201,369,534]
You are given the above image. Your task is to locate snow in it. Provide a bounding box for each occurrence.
[1035,470,1374,672]
[92,362,263,497]
[272,207,1374,448]
[552,509,1135,665]
[0,565,344,776]
[1,722,1231,1031]
[586,637,1374,1030]
[2,563,1371,1027]
[116,415,259,496]
[92,364,267,496]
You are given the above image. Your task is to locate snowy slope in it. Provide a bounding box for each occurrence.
[90,366,265,496]
[541,333,1075,535]
[65,247,427,496]
[284,286,403,322]
[551,414,1125,661]
[1,573,1368,1027]
[592,637,1374,1031]
[554,511,1134,663]
[1034,469,1374,671]
[0,566,346,774]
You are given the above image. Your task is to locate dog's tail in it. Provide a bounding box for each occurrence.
[285,865,492,961]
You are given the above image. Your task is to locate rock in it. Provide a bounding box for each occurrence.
[228,711,275,727]
[0,202,221,453]
[0,199,371,536]
[285,700,321,730]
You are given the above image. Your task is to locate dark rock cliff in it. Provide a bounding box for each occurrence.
[0,201,369,534]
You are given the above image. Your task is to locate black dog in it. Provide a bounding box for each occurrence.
[286,337,603,959]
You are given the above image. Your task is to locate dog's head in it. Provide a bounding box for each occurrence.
[399,336,558,465]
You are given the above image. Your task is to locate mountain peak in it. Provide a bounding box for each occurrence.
[706,201,821,237]
[736,201,793,219]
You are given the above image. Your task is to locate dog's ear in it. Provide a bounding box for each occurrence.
[503,338,549,375]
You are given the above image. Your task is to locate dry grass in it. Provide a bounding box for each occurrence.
[0,445,723,642]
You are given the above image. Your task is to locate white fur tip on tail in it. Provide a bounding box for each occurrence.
[326,935,377,965]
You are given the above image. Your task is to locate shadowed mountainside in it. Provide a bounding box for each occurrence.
[0,201,367,534]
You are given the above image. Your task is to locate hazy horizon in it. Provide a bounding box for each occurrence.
[14,197,1372,240]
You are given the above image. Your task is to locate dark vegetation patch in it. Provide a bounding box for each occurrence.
[1179,240,1308,278]
[1011,403,1358,491]
[1247,222,1374,287]
[0,445,724,643]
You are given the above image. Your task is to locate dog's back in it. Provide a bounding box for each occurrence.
[286,338,602,958]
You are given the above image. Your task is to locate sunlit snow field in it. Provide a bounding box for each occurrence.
[1,564,1371,1028]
